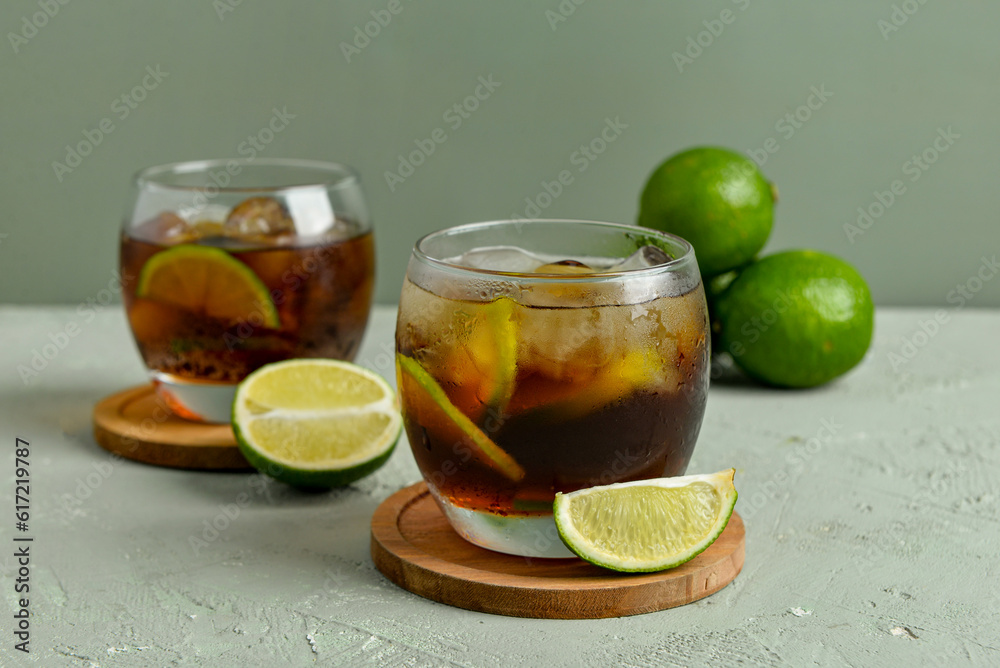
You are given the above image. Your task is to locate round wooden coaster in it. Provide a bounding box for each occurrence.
[371,482,745,619]
[93,384,252,470]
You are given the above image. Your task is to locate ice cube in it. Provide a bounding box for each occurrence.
[131,211,193,244]
[452,246,547,273]
[178,204,230,225]
[519,304,617,381]
[224,197,295,237]
[606,245,671,272]
[283,189,337,237]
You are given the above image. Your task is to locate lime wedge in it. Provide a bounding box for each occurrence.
[554,469,738,572]
[396,354,525,482]
[137,244,279,327]
[232,359,401,489]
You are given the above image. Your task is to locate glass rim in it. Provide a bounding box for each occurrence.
[411,219,697,283]
[133,158,361,193]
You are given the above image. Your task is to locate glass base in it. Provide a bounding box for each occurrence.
[428,486,575,558]
[151,371,237,424]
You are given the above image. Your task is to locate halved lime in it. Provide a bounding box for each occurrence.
[396,354,525,482]
[232,359,401,489]
[554,469,737,572]
[137,244,279,327]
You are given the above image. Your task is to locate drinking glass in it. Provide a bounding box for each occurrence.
[120,159,375,423]
[395,220,709,557]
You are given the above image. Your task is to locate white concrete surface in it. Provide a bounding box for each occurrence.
[0,305,998,667]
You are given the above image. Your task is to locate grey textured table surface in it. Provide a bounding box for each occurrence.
[1,305,998,667]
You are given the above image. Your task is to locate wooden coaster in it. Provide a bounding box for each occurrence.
[371,482,745,619]
[93,385,252,470]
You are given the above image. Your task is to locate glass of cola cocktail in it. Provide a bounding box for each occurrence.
[395,220,709,557]
[120,159,375,422]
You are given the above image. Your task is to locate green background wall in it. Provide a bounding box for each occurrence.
[3,1,997,307]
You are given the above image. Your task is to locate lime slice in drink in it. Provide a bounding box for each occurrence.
[465,297,518,419]
[396,354,525,482]
[232,359,402,489]
[516,347,661,420]
[554,469,738,572]
[137,244,280,327]
[534,261,593,275]
[434,297,517,425]
[564,346,660,417]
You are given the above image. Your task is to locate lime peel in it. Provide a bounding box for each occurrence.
[396,353,525,482]
[468,297,518,421]
[554,468,737,572]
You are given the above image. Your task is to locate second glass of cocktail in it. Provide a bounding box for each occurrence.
[120,159,375,423]
[396,220,710,557]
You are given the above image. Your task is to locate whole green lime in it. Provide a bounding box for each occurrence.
[715,250,874,388]
[638,147,775,277]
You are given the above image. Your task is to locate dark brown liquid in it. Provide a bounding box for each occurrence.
[397,280,709,515]
[121,229,374,382]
